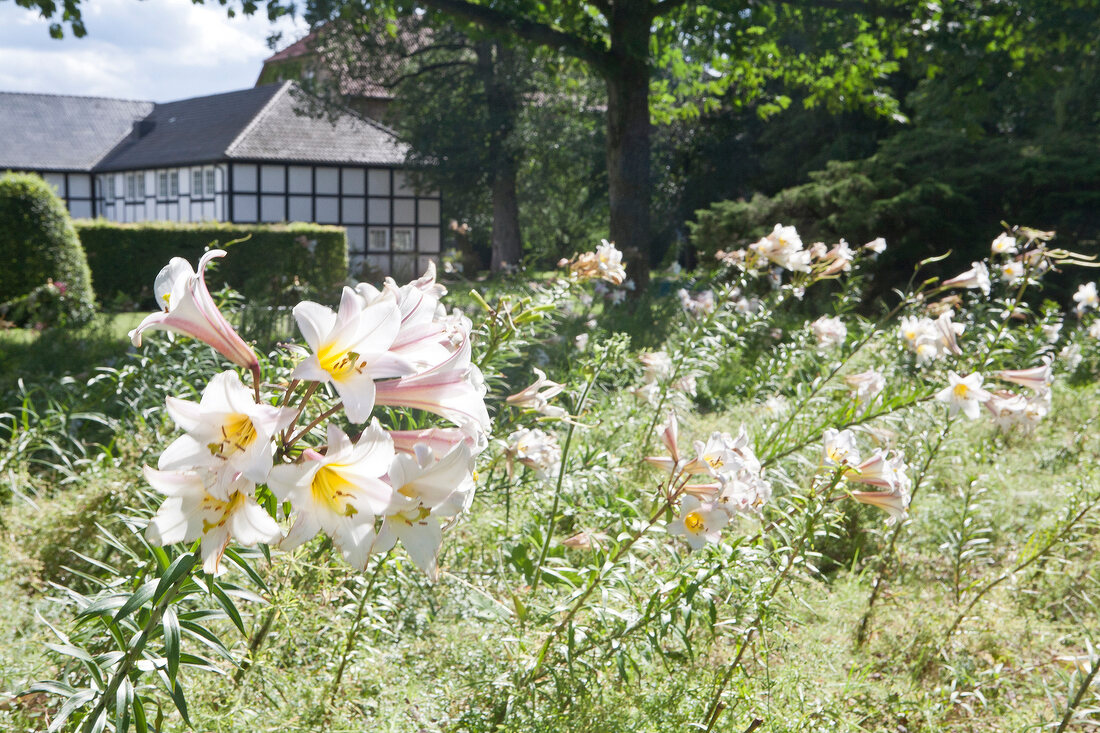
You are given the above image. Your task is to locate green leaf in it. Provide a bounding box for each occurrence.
[222,547,270,595]
[153,552,197,605]
[115,678,133,733]
[46,689,95,733]
[111,580,158,626]
[132,694,149,733]
[211,583,246,635]
[163,606,181,684]
[168,678,191,726]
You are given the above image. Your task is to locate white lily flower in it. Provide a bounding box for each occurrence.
[749,223,811,272]
[995,362,1053,392]
[985,390,1029,432]
[505,427,561,479]
[144,467,280,575]
[863,237,887,255]
[374,336,491,435]
[129,250,258,372]
[292,287,415,423]
[822,428,861,469]
[374,442,475,580]
[934,309,965,357]
[935,371,992,419]
[1073,282,1098,315]
[506,367,567,417]
[158,371,297,492]
[1000,261,1025,283]
[811,316,847,349]
[849,483,910,525]
[991,233,1018,255]
[844,369,886,404]
[668,495,729,550]
[943,261,991,295]
[268,422,395,570]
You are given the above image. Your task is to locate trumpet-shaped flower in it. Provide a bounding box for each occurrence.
[292,287,414,423]
[749,224,811,272]
[985,390,1030,432]
[268,422,395,570]
[934,309,965,357]
[943,261,991,295]
[374,336,491,435]
[811,316,847,349]
[506,367,567,418]
[570,240,627,285]
[505,427,561,479]
[644,412,682,474]
[995,362,1053,392]
[129,250,258,372]
[844,369,886,404]
[144,467,280,575]
[991,233,1018,255]
[863,237,887,255]
[849,484,910,525]
[1073,282,1098,315]
[1000,261,1025,283]
[374,443,475,580]
[158,371,297,491]
[389,425,487,458]
[668,495,729,550]
[822,428,861,469]
[935,371,992,418]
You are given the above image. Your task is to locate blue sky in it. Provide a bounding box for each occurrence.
[0,0,308,102]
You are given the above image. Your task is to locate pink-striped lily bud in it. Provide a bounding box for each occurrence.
[849,484,910,525]
[995,362,1053,392]
[129,250,259,373]
[942,261,991,295]
[389,425,487,458]
[374,337,491,436]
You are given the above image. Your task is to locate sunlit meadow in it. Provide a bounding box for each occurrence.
[3,226,1100,732]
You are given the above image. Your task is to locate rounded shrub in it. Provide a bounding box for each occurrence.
[0,172,96,327]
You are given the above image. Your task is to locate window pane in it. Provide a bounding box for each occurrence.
[193,170,203,197]
[205,169,215,196]
[392,229,414,252]
[170,172,179,197]
[368,228,389,252]
[158,172,168,198]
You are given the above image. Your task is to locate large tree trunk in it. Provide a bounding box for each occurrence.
[477,41,524,272]
[605,6,652,287]
[489,152,522,270]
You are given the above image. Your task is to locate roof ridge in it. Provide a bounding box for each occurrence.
[0,89,152,105]
[224,81,293,157]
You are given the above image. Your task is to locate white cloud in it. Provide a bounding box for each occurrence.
[0,0,308,101]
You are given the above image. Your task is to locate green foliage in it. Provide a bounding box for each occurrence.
[689,129,1100,294]
[0,172,96,327]
[75,220,348,307]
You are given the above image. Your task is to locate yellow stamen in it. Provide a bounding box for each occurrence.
[317,344,365,380]
[311,464,358,516]
[201,490,246,534]
[684,512,705,533]
[953,383,970,399]
[209,414,257,458]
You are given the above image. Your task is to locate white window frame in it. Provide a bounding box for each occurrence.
[392,228,414,253]
[368,228,390,252]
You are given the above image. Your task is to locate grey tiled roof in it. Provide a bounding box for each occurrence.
[96,85,285,171]
[227,83,407,165]
[0,92,152,171]
[1,82,407,172]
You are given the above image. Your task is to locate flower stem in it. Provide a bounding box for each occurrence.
[529,348,610,593]
[328,550,393,703]
[1055,652,1100,733]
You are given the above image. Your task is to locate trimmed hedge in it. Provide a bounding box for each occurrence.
[689,129,1100,296]
[75,221,348,306]
[0,172,96,327]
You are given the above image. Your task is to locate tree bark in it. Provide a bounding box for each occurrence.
[605,5,652,287]
[477,41,524,271]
